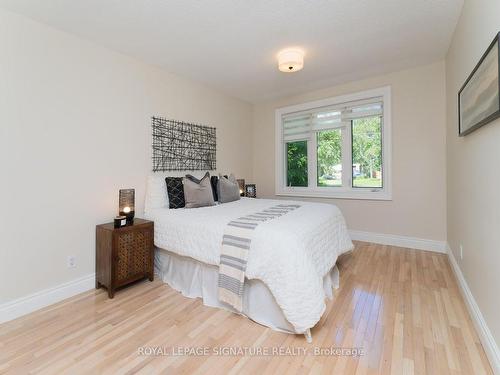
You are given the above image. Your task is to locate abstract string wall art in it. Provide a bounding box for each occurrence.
[152,117,216,171]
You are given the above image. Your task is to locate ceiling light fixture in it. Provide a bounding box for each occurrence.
[278,49,304,73]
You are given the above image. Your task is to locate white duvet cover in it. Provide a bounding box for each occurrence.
[145,198,353,333]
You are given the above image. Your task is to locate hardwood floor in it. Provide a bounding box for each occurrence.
[0,242,493,374]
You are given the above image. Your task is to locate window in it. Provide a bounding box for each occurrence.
[352,116,382,188]
[275,87,391,200]
[286,140,308,187]
[317,129,342,187]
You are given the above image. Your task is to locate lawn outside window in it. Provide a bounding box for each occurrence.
[275,86,392,200]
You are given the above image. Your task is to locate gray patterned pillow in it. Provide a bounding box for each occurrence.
[183,172,215,208]
[218,174,241,204]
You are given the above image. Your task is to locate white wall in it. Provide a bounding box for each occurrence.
[252,62,447,242]
[445,0,500,352]
[0,9,253,304]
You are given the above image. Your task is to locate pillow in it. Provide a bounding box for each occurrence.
[210,175,228,202]
[165,177,185,209]
[218,173,241,203]
[185,172,208,185]
[186,172,219,201]
[145,175,169,213]
[210,175,219,201]
[183,172,215,208]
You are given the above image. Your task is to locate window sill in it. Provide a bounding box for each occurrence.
[275,189,392,201]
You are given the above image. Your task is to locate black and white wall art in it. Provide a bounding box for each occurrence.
[459,32,500,136]
[152,117,216,171]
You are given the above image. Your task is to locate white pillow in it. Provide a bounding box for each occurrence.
[144,175,169,213]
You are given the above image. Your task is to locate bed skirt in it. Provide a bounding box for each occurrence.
[154,247,340,334]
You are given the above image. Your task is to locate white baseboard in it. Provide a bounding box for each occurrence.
[349,230,447,253]
[447,246,500,374]
[0,273,95,324]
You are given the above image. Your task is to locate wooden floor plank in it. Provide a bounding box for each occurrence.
[0,241,493,375]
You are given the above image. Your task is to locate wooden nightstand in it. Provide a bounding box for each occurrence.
[96,218,154,298]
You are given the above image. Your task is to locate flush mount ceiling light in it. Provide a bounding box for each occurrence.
[278,49,304,73]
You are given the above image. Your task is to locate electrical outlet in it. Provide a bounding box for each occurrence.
[459,244,463,260]
[67,255,76,268]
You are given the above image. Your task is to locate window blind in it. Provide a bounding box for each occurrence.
[283,97,383,141]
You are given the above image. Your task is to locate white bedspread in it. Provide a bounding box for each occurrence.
[145,198,353,333]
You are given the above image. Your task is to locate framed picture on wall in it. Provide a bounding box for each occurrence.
[245,184,256,198]
[458,32,500,136]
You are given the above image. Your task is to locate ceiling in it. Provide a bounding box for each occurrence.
[0,0,463,103]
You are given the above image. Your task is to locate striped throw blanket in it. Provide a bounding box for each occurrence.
[218,204,301,311]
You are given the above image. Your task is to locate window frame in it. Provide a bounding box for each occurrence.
[275,86,392,201]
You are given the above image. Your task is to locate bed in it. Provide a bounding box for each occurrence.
[144,176,353,341]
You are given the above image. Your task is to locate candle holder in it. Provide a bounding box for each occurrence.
[119,189,135,224]
[237,179,245,197]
